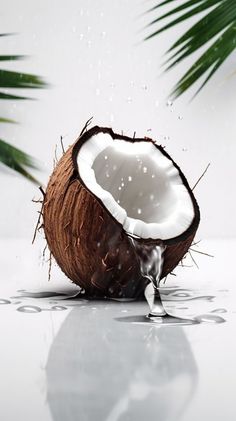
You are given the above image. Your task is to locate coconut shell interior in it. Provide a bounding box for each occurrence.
[43,126,200,299]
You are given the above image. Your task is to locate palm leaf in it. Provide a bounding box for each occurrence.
[0,34,47,182]
[145,0,236,98]
[0,139,39,183]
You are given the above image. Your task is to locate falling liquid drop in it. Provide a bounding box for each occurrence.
[128,176,132,181]
[137,208,142,215]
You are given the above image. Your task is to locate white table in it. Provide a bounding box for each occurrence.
[0,238,235,421]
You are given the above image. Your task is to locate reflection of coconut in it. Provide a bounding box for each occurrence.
[46,303,198,421]
[43,126,200,298]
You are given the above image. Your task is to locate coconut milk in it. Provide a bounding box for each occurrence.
[129,238,167,317]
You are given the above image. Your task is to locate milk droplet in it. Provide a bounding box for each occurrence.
[104,155,108,160]
[128,176,132,181]
[113,165,117,170]
[178,115,183,120]
[121,182,124,187]
[151,174,155,178]
[79,34,84,41]
[143,167,147,173]
[137,208,142,215]
[166,100,173,107]
[126,96,132,103]
[118,186,122,190]
[150,194,154,201]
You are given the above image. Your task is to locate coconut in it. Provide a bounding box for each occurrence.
[42,125,200,299]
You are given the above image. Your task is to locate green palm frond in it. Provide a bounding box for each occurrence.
[0,33,47,182]
[145,0,236,98]
[0,139,39,183]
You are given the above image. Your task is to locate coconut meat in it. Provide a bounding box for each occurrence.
[77,132,194,240]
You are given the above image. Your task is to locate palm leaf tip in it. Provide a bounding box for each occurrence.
[146,0,236,98]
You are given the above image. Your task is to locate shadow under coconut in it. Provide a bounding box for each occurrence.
[46,301,198,421]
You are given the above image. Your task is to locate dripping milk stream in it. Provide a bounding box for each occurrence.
[130,238,167,317]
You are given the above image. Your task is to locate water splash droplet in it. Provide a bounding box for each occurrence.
[0,299,11,304]
[51,306,67,311]
[17,305,42,313]
[211,308,227,314]
[194,314,225,324]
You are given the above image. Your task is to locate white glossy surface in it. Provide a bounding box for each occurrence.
[0,238,235,421]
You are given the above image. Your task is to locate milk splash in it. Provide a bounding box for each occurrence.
[130,238,167,317]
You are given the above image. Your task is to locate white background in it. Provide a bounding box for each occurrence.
[1,0,236,239]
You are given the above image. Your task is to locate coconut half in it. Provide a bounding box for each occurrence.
[43,126,200,298]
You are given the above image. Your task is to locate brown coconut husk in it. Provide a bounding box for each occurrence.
[42,126,200,299]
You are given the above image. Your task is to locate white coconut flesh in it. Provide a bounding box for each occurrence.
[77,132,195,240]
